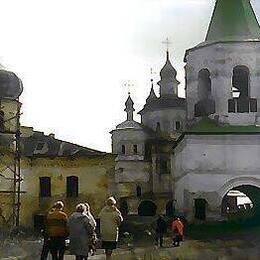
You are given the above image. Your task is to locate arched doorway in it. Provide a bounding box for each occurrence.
[119,199,129,217]
[138,200,157,216]
[221,185,260,221]
[194,198,207,220]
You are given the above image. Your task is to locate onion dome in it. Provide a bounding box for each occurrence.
[0,70,23,99]
[160,51,177,80]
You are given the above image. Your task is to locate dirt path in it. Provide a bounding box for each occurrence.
[1,234,260,259]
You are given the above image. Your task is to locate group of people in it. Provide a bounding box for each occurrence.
[40,197,183,260]
[155,215,184,248]
[41,196,123,260]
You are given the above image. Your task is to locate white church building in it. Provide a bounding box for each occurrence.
[111,0,260,221]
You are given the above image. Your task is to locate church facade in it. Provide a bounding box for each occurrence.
[111,0,260,221]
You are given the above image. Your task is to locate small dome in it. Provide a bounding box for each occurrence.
[160,51,177,79]
[0,70,23,100]
[116,120,143,130]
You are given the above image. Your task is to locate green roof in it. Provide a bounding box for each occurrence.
[206,0,260,42]
[187,117,260,134]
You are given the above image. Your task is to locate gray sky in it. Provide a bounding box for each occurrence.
[0,0,259,152]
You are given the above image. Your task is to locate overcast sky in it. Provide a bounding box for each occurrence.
[0,0,260,152]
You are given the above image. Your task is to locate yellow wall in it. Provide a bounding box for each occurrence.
[0,154,115,227]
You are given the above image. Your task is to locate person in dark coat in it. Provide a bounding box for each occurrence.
[40,207,54,260]
[68,203,95,260]
[155,215,167,247]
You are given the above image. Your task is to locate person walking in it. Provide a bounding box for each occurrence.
[46,201,68,260]
[68,203,95,260]
[84,203,97,256]
[40,206,55,260]
[84,203,96,229]
[171,216,184,247]
[155,215,167,247]
[99,197,123,260]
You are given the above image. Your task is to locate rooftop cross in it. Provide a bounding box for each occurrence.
[150,68,156,85]
[162,37,172,52]
[123,80,135,94]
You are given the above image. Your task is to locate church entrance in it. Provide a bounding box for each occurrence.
[138,200,157,216]
[221,185,260,222]
[194,198,207,220]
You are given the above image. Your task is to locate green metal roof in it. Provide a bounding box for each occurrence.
[187,117,260,134]
[206,0,260,42]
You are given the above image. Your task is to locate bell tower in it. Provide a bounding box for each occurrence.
[185,0,260,126]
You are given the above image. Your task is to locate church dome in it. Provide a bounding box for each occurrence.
[160,52,177,79]
[0,70,23,100]
[116,120,143,130]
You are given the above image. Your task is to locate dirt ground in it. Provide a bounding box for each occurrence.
[1,222,260,259]
[1,234,260,260]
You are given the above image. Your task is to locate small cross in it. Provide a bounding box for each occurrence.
[150,68,156,84]
[162,37,172,52]
[123,80,135,94]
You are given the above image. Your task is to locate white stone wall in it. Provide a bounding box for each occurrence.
[141,108,186,133]
[173,134,260,220]
[185,42,260,124]
[111,128,147,155]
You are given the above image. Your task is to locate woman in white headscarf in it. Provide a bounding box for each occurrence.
[98,197,123,260]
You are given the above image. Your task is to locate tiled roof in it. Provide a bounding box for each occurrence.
[138,96,186,115]
[20,132,105,157]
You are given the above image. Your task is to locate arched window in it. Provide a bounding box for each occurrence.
[121,145,126,155]
[198,69,211,100]
[232,66,249,98]
[175,121,181,131]
[39,177,51,197]
[0,110,4,132]
[67,176,79,197]
[156,122,161,132]
[133,145,138,155]
[228,66,256,113]
[136,185,142,197]
[195,69,215,117]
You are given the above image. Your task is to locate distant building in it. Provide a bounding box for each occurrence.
[111,0,260,221]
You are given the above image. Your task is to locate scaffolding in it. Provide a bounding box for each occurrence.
[0,97,22,227]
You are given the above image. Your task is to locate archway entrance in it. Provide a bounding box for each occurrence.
[221,185,260,221]
[138,200,157,216]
